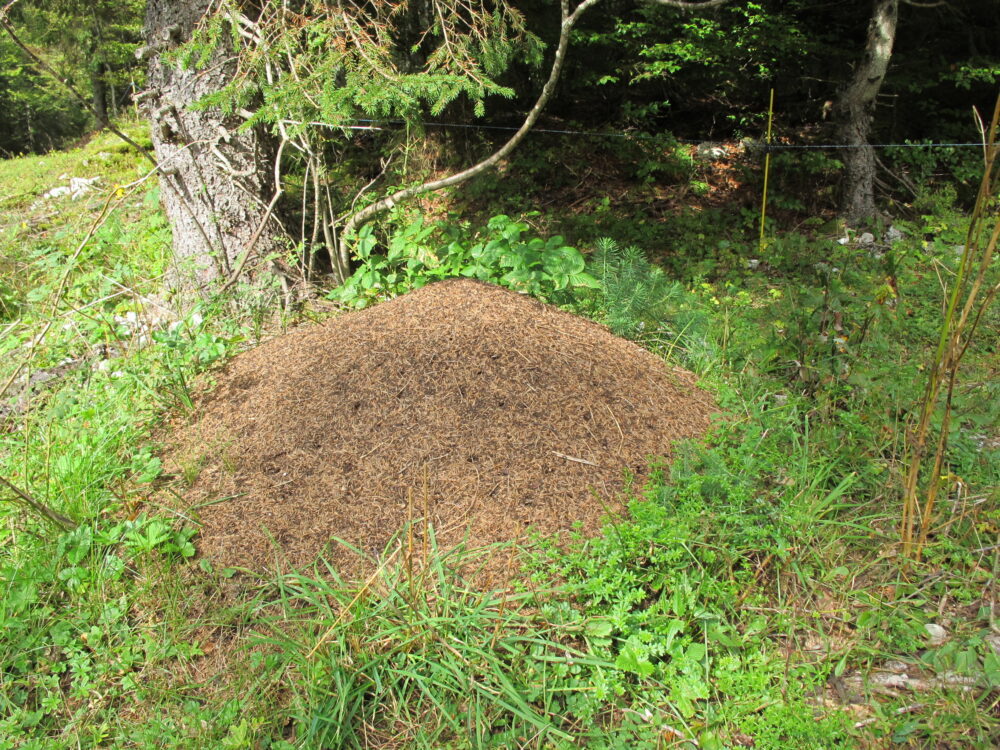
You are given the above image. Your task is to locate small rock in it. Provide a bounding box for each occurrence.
[885,225,903,244]
[924,622,948,646]
[747,258,760,270]
[695,142,727,161]
[69,176,100,199]
[858,232,875,246]
[44,175,101,200]
[986,634,1000,657]
[43,186,72,199]
[870,672,910,689]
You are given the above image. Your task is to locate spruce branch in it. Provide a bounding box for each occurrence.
[335,0,729,261]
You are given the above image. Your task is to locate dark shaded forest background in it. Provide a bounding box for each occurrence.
[3,0,998,201]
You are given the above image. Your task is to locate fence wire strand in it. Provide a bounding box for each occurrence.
[345,117,983,150]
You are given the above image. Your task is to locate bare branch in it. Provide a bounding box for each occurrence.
[338,0,584,257]
[219,135,289,291]
[335,0,730,261]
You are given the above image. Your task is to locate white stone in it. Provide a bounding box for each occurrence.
[924,622,948,646]
[695,142,727,160]
[69,176,100,199]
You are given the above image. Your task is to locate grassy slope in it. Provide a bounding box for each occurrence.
[0,127,998,748]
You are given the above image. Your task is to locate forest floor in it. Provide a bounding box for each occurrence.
[0,123,998,749]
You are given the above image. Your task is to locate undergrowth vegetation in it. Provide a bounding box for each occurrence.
[1,126,998,748]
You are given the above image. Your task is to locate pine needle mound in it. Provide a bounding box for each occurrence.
[166,279,715,578]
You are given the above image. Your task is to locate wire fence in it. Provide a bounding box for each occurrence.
[348,117,985,150]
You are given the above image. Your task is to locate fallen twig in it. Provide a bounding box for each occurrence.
[854,702,925,730]
[551,451,599,467]
[0,474,76,531]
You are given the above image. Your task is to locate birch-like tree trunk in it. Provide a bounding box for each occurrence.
[836,0,899,226]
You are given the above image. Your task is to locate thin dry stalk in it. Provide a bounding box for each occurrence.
[901,95,1000,558]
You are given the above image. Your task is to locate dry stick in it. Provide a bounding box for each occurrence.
[488,542,519,651]
[300,156,311,274]
[0,474,75,531]
[0,15,152,163]
[907,98,1000,556]
[336,0,587,262]
[218,136,289,292]
[551,451,599,467]
[407,487,415,602]
[422,467,430,568]
[0,151,191,527]
[915,212,1000,554]
[0,146,193,405]
[854,703,925,730]
[0,187,118,403]
[604,403,625,454]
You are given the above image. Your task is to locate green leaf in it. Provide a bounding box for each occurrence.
[615,642,655,677]
[569,272,602,289]
[892,719,920,743]
[833,652,848,677]
[355,226,376,260]
[984,650,1000,687]
[543,246,586,277]
[135,456,162,483]
[585,619,614,638]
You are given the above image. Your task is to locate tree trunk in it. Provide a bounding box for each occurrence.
[836,0,898,226]
[143,0,284,293]
[91,61,108,125]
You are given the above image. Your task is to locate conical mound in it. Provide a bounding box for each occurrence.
[165,279,715,577]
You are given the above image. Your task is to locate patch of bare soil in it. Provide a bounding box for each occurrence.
[164,279,715,579]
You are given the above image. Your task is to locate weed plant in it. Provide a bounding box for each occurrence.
[329,213,599,309]
[254,535,606,749]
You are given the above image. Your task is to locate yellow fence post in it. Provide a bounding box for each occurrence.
[758,89,775,256]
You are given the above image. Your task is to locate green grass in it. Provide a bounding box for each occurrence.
[1,125,998,748]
